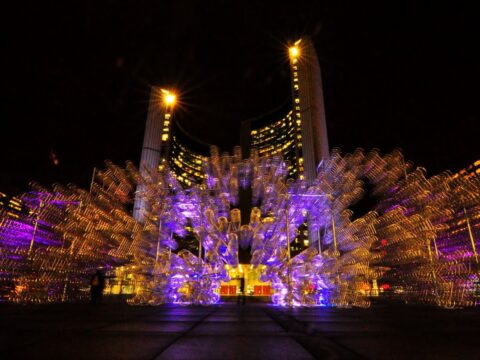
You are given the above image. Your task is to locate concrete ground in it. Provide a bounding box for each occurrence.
[0,300,479,359]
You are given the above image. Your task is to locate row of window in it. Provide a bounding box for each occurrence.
[167,136,208,186]
[291,62,304,180]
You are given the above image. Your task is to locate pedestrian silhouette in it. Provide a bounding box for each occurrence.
[90,269,105,304]
[237,277,246,306]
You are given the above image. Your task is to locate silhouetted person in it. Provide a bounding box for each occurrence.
[90,269,105,304]
[237,277,246,305]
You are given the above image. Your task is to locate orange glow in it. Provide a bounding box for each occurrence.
[161,89,176,107]
[289,46,299,58]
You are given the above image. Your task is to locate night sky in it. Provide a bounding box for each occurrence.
[2,1,478,195]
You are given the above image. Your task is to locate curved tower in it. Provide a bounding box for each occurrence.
[289,37,329,183]
[242,37,329,184]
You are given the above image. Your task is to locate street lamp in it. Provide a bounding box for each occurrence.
[289,193,335,256]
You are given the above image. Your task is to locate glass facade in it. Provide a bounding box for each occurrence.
[250,110,300,178]
[167,134,208,187]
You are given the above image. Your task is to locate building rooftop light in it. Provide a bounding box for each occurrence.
[161,89,176,106]
[289,46,299,58]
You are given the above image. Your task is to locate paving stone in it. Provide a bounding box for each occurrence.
[333,334,480,360]
[190,321,284,335]
[4,333,176,360]
[100,321,194,333]
[308,321,392,333]
[205,315,272,322]
[155,335,315,360]
[145,315,204,322]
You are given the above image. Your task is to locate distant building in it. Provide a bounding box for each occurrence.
[454,160,480,179]
[0,192,28,220]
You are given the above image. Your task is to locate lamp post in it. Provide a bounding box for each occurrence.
[287,192,335,306]
[198,202,204,272]
[28,199,43,257]
[290,193,335,256]
[463,203,478,264]
[155,210,163,262]
[284,194,292,306]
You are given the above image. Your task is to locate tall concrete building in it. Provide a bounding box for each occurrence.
[134,37,329,225]
[133,88,196,221]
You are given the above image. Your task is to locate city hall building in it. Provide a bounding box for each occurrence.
[133,38,330,297]
[134,37,328,210]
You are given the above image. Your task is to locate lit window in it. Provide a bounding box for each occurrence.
[162,134,169,141]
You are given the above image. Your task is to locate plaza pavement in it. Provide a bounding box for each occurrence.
[0,300,479,359]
